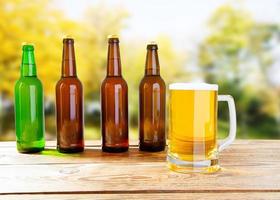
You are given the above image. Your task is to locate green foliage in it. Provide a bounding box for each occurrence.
[75,3,129,99]
[198,4,280,138]
[122,35,188,126]
[0,1,279,140]
[0,0,78,98]
[0,0,188,140]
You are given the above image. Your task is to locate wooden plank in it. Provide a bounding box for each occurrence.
[0,146,165,165]
[1,193,280,200]
[0,161,279,193]
[0,140,279,195]
[0,140,139,148]
[0,140,279,165]
[0,141,102,148]
[1,140,278,148]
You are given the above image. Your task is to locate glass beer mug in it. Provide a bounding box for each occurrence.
[167,83,236,173]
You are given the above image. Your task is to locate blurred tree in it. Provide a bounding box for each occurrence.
[122,35,188,126]
[0,0,129,101]
[77,2,129,100]
[198,4,280,138]
[0,0,78,100]
[0,0,130,139]
[0,0,188,140]
[75,3,129,128]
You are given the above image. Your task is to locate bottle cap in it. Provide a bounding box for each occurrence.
[108,35,119,43]
[22,43,34,51]
[63,36,74,44]
[147,41,158,50]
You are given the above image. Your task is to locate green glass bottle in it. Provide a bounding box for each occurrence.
[14,44,45,153]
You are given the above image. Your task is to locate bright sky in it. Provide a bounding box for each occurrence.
[54,0,280,84]
[54,0,280,47]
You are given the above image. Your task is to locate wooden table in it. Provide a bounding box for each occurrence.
[0,140,279,199]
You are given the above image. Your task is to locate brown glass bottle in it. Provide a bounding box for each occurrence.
[56,38,84,153]
[139,43,166,152]
[101,36,129,153]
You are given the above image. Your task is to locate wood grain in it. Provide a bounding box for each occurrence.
[2,193,280,200]
[0,140,279,199]
[0,140,279,165]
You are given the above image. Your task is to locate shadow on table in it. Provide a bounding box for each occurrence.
[37,146,165,162]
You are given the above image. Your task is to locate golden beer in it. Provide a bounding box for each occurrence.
[167,83,236,173]
[169,89,217,161]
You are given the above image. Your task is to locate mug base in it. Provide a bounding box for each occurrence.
[167,154,220,173]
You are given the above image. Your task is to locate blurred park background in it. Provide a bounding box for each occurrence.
[0,0,280,140]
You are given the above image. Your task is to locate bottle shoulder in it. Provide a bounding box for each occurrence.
[140,75,166,88]
[56,77,82,87]
[15,77,43,88]
[101,76,128,87]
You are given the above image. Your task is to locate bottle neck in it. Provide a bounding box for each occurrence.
[21,49,37,77]
[62,39,76,77]
[107,40,122,77]
[145,48,160,76]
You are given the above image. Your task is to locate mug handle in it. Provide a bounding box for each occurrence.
[218,95,237,152]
